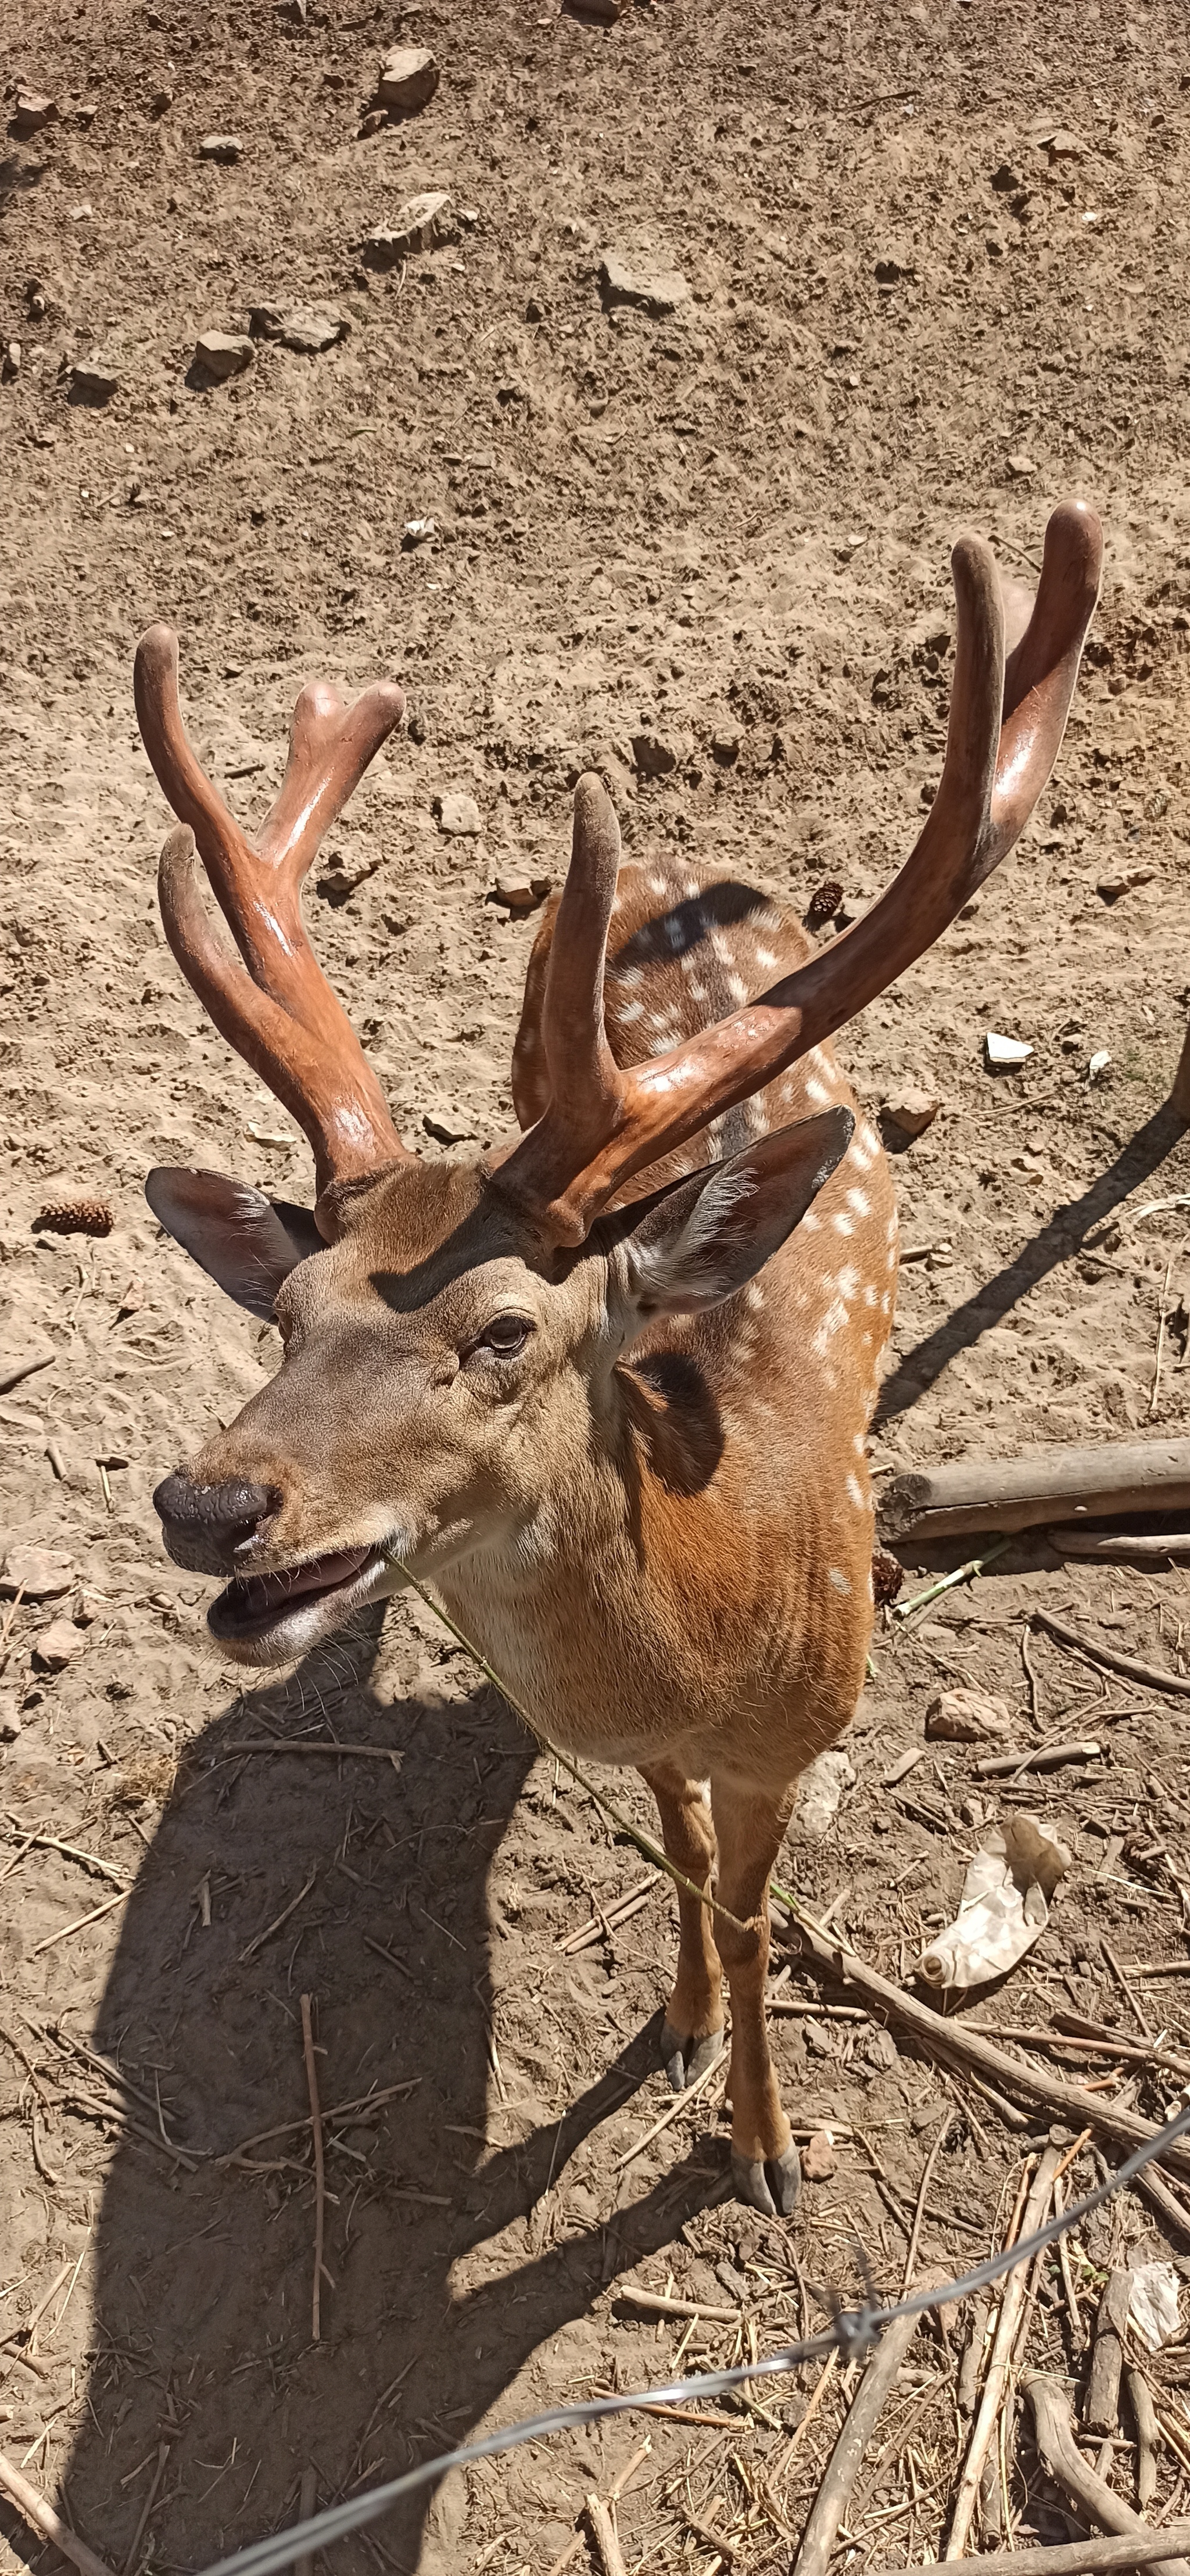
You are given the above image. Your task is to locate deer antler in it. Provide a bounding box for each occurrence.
[134,626,411,1211]
[497,499,1103,1244]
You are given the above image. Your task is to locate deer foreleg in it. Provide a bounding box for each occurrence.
[708,1776,800,2220]
[639,1760,725,2093]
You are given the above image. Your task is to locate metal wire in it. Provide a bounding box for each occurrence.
[194,2095,1190,2576]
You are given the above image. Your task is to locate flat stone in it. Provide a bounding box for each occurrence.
[1007,452,1036,478]
[71,355,120,400]
[600,253,689,318]
[13,92,59,135]
[631,726,691,778]
[195,330,255,380]
[436,791,481,837]
[364,189,458,266]
[1,1547,74,1600]
[926,1689,1012,1743]
[199,132,243,161]
[885,1086,941,1137]
[32,1615,83,1672]
[802,2129,836,2181]
[377,44,439,111]
[249,302,347,353]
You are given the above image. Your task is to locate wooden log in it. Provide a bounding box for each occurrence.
[1025,2374,1190,2576]
[792,2303,922,2576]
[1085,2270,1131,2436]
[916,2527,1190,2576]
[877,1438,1190,1545]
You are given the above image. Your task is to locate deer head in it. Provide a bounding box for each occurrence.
[135,504,1102,1667]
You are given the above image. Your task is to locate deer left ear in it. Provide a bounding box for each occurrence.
[145,1167,323,1319]
[616,1108,854,1319]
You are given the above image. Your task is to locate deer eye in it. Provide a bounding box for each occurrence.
[474,1313,533,1358]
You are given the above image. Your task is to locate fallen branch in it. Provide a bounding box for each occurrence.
[227,1740,403,1767]
[878,1437,1190,1545]
[916,2527,1190,2576]
[947,2147,1060,2559]
[1032,1611,1190,1701]
[1130,2369,1160,2511]
[774,1897,1190,2183]
[974,1738,1102,1779]
[618,2288,740,2325]
[0,2449,118,2576]
[1051,1529,1190,1563]
[1026,2373,1190,2576]
[791,2303,922,2576]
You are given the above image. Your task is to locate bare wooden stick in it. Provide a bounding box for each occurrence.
[1130,2369,1160,2510]
[791,2303,922,2576]
[879,1437,1190,1544]
[2,1828,129,1887]
[216,2076,418,2166]
[778,1901,1190,2181]
[295,2464,317,2576]
[585,2492,628,2576]
[1032,1611,1190,1701]
[1086,2270,1132,2436]
[121,2441,169,2576]
[1052,1529,1190,1563]
[240,1866,317,1962]
[916,2528,1190,2576]
[619,2288,740,2325]
[947,2146,1060,2560]
[300,1994,325,2343]
[974,1738,1102,1778]
[1026,2374,1190,2576]
[31,1888,129,1955]
[0,2450,119,2576]
[227,1740,403,1768]
[612,2041,725,2170]
[902,2110,955,2290]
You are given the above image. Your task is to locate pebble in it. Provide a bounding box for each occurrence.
[1007,452,1036,478]
[435,791,481,837]
[199,133,243,162]
[797,1748,856,1838]
[802,2129,836,2181]
[985,1029,1033,1068]
[926,1688,1012,1743]
[33,1615,83,1672]
[492,877,551,913]
[885,1086,941,1138]
[1097,865,1155,901]
[600,253,690,318]
[631,726,690,778]
[364,190,458,265]
[13,92,58,135]
[1,1547,74,1600]
[249,302,346,353]
[195,330,255,379]
[377,44,439,112]
[70,355,120,400]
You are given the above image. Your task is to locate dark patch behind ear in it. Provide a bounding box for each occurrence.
[145,1167,318,1319]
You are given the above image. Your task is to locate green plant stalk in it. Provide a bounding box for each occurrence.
[891,1535,1012,1623]
[388,1557,753,1937]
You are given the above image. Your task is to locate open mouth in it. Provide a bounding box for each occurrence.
[209,1542,385,1643]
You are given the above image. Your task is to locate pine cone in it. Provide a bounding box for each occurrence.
[804,879,845,934]
[871,1547,904,1608]
[33,1197,113,1238]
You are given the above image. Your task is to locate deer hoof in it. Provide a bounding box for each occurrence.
[659,2021,724,2094]
[731,2143,801,2219]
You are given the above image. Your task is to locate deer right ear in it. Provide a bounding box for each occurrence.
[145,1167,322,1319]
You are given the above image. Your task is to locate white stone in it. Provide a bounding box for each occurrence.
[377,45,439,110]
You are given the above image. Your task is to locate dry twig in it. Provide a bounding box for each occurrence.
[0,2449,117,2576]
[947,2144,1061,2559]
[300,1994,325,2342]
[1026,2374,1190,2576]
[916,2528,1190,2575]
[1032,1610,1190,1700]
[791,2303,922,2576]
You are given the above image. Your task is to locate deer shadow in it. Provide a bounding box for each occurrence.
[51,1607,732,2576]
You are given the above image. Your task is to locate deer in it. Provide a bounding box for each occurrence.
[132,500,1101,2217]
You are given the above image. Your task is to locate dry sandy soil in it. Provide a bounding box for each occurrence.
[5,0,1190,2570]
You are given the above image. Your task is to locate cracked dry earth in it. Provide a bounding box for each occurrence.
[6,0,1190,2569]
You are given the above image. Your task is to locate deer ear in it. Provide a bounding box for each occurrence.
[145,1167,321,1319]
[618,1109,854,1319]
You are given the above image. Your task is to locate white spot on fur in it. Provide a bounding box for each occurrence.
[886,1214,898,1242]
[756,945,778,969]
[859,1122,880,1157]
[619,998,644,1023]
[828,1567,852,1595]
[836,1264,859,1298]
[689,981,707,1001]
[852,1432,865,1454]
[801,1211,820,1232]
[648,873,668,894]
[846,1188,871,1217]
[880,1291,891,1314]
[845,1472,866,1510]
[863,1283,877,1307]
[812,1296,850,1355]
[833,1213,854,1237]
[745,1282,765,1310]
[726,973,747,1004]
[806,1077,831,1108]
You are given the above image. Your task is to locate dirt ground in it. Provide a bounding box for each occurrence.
[5,0,1190,2569]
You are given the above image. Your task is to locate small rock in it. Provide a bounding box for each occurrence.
[1042,127,1083,159]
[490,880,546,913]
[402,516,436,547]
[804,2019,834,2057]
[874,254,913,284]
[422,1105,477,1145]
[566,0,625,20]
[985,232,1006,259]
[150,87,173,114]
[377,44,440,112]
[0,1693,21,1743]
[249,302,346,353]
[1,1547,74,1601]
[33,1616,83,1672]
[600,253,690,318]
[926,1688,1012,1743]
[71,356,120,401]
[985,1029,1033,1068]
[711,729,740,765]
[631,727,691,778]
[195,330,255,380]
[358,108,389,137]
[364,189,459,266]
[885,1087,941,1138]
[2,340,21,380]
[199,133,243,162]
[1097,866,1155,901]
[435,791,482,837]
[797,1748,856,1839]
[12,92,59,135]
[1007,452,1035,478]
[802,2129,836,2181]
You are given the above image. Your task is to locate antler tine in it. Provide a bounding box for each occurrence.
[539,776,628,1151]
[137,626,411,1217]
[498,500,1102,1244]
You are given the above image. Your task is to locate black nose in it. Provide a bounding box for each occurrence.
[153,1471,281,1575]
